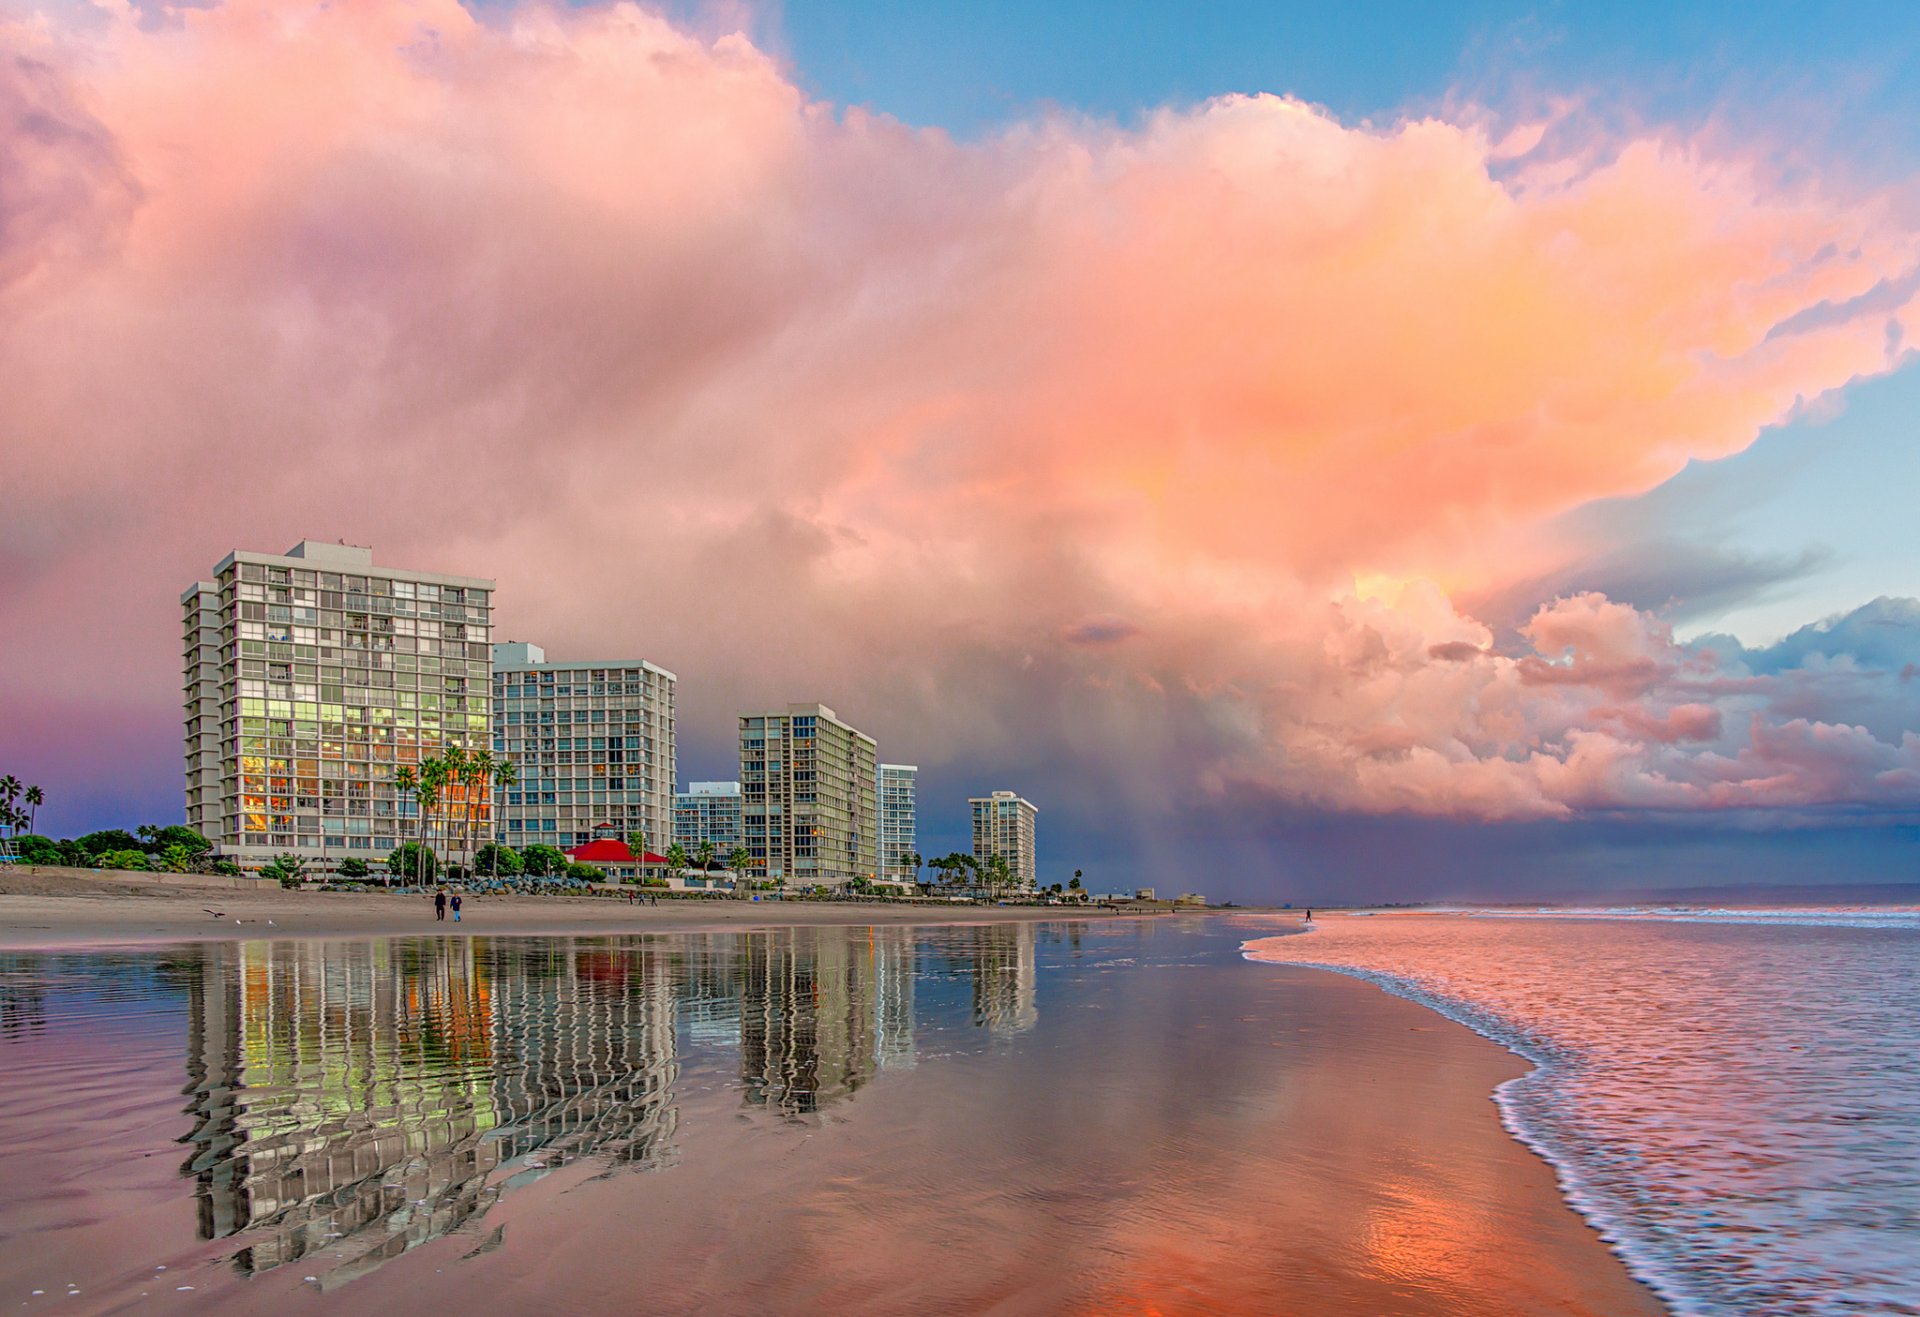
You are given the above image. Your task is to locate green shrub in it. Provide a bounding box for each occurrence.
[210,859,242,876]
[474,843,522,877]
[337,857,370,878]
[99,849,151,871]
[565,862,602,881]
[386,842,436,882]
[520,844,567,877]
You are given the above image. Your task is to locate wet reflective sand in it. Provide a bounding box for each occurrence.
[0,919,1659,1314]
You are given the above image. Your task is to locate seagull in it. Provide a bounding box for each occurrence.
[204,909,225,919]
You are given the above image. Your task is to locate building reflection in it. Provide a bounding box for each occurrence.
[174,922,1043,1284]
[180,939,678,1284]
[735,927,919,1115]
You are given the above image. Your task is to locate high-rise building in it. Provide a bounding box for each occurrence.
[674,781,743,858]
[970,790,1038,889]
[877,764,918,882]
[490,642,676,852]
[739,704,877,886]
[181,541,494,870]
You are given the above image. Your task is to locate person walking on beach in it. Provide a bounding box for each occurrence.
[451,893,462,923]
[434,889,447,921]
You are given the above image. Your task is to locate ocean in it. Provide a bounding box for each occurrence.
[1245,909,1920,1316]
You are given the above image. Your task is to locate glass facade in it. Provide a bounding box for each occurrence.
[674,781,743,856]
[183,543,494,869]
[970,791,1039,889]
[739,704,878,885]
[491,645,677,852]
[877,764,917,881]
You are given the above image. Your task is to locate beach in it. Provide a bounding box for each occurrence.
[0,867,1166,949]
[0,916,1662,1315]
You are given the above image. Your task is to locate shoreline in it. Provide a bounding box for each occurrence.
[1247,933,1677,1316]
[0,867,1232,950]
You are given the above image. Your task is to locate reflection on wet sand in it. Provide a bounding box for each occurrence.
[170,923,1038,1285]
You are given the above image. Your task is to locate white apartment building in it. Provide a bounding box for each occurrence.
[739,704,878,887]
[181,541,494,870]
[674,781,744,858]
[970,790,1038,890]
[877,764,918,882]
[491,642,676,852]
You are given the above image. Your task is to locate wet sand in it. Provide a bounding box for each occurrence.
[0,867,1167,949]
[0,921,1664,1315]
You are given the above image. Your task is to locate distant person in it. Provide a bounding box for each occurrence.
[1306,909,1313,922]
[434,889,447,921]
[451,893,462,923]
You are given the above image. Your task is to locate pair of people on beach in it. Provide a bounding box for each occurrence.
[433,890,462,922]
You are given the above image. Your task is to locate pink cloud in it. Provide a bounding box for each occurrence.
[1,1,1916,828]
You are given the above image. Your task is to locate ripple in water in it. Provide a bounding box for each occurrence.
[1245,913,1920,1316]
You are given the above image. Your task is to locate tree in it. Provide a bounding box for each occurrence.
[260,853,308,883]
[727,846,751,888]
[475,843,522,877]
[387,841,436,884]
[77,829,142,858]
[100,849,151,871]
[338,857,370,878]
[628,830,650,885]
[23,785,42,838]
[520,843,566,878]
[147,826,211,857]
[695,839,716,872]
[393,765,418,887]
[15,835,59,866]
[488,759,517,876]
[665,842,689,881]
[156,844,199,873]
[0,776,19,835]
[566,862,602,881]
[900,850,923,889]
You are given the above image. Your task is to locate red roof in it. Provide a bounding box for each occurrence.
[564,840,669,864]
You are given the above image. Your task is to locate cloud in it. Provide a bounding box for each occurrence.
[0,0,1917,846]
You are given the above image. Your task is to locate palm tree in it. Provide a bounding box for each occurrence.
[665,842,688,883]
[22,784,40,837]
[695,838,716,874]
[900,850,922,890]
[417,757,447,889]
[0,776,18,837]
[463,748,493,876]
[488,759,517,877]
[393,766,417,889]
[441,745,469,876]
[727,846,751,890]
[629,828,650,885]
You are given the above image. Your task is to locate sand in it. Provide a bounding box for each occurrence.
[0,866,1169,949]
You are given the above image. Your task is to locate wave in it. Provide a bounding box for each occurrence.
[1462,907,1920,930]
[1240,934,1711,1316]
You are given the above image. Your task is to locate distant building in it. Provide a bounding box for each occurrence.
[876,764,918,882]
[674,781,743,858]
[491,642,676,853]
[970,791,1038,890]
[739,704,878,887]
[181,541,494,871]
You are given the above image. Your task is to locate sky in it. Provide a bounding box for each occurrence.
[0,0,1916,900]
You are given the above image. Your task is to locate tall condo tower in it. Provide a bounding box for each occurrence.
[490,642,677,853]
[182,541,495,871]
[739,704,878,887]
[969,790,1039,890]
[674,781,744,857]
[877,764,918,882]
